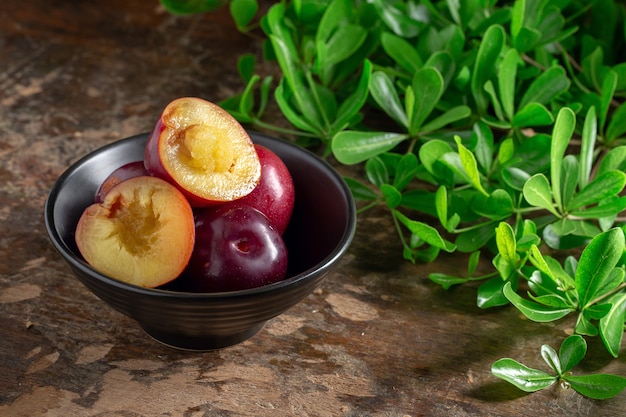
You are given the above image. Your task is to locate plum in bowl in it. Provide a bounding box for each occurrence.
[44,132,356,350]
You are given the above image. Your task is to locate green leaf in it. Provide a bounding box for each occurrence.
[551,107,576,212]
[314,0,349,41]
[496,222,519,267]
[372,0,423,38]
[519,66,570,109]
[237,53,256,83]
[409,68,445,135]
[160,0,226,14]
[566,170,626,211]
[435,185,449,229]
[605,102,626,143]
[498,48,520,121]
[238,74,260,117]
[493,253,516,281]
[597,146,626,176]
[550,218,602,239]
[576,228,625,308]
[582,46,605,91]
[333,60,372,133]
[271,40,324,132]
[429,273,470,290]
[274,79,318,133]
[537,6,573,46]
[522,174,559,217]
[369,71,409,128]
[394,210,456,252]
[565,374,626,400]
[419,140,453,176]
[511,102,555,128]
[513,132,552,174]
[516,232,541,252]
[491,358,557,393]
[380,31,422,74]
[257,75,273,117]
[560,155,579,210]
[316,24,367,68]
[402,190,437,217]
[503,282,574,322]
[502,167,530,190]
[473,189,514,219]
[477,276,510,308]
[600,71,617,132]
[570,196,626,219]
[559,335,587,373]
[455,222,497,253]
[472,121,494,173]
[528,245,576,291]
[332,131,408,165]
[424,50,455,91]
[585,302,613,320]
[541,344,561,375]
[230,0,259,30]
[471,24,505,115]
[468,250,480,276]
[579,106,597,189]
[420,106,472,134]
[292,0,326,23]
[484,80,505,121]
[402,191,437,217]
[455,136,488,196]
[509,0,524,39]
[513,27,542,54]
[575,312,599,336]
[381,184,402,208]
[343,177,378,201]
[614,62,626,91]
[528,292,571,309]
[393,153,419,191]
[599,293,626,358]
[365,156,388,187]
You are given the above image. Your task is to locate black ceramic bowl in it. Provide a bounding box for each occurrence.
[44,132,356,350]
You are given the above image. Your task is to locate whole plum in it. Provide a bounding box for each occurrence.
[235,144,294,234]
[178,204,288,293]
[94,161,148,203]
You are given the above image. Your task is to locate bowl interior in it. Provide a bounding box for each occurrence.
[46,132,356,295]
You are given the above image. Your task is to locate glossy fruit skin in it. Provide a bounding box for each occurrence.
[94,161,148,203]
[234,145,295,234]
[178,204,288,293]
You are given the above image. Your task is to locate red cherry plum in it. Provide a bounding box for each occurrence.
[179,204,288,293]
[235,145,295,234]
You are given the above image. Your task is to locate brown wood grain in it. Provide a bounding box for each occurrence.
[0,1,624,416]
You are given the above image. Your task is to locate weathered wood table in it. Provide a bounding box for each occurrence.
[1,1,624,416]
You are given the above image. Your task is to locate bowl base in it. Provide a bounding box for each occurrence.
[139,323,265,351]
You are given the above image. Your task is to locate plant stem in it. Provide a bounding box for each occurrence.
[250,118,319,138]
[586,283,626,308]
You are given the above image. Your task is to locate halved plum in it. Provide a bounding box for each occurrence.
[144,97,261,207]
[75,176,195,288]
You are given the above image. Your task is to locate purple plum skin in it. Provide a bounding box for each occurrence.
[235,144,295,234]
[94,161,149,203]
[180,204,288,293]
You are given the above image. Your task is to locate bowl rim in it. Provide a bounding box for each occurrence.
[44,131,357,299]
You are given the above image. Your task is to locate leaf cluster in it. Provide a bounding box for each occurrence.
[159,0,626,399]
[492,335,626,400]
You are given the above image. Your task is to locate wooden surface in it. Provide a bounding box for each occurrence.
[0,1,624,416]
